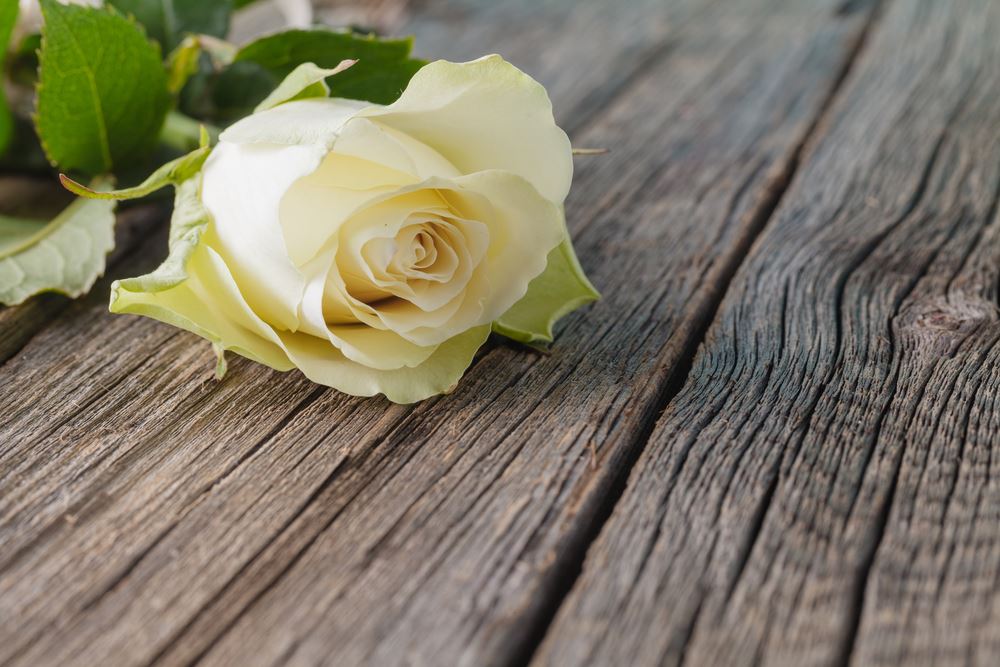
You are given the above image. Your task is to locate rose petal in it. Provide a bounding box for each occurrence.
[115,231,484,402]
[279,324,490,403]
[219,97,369,146]
[362,55,573,204]
[278,152,419,267]
[201,141,330,331]
[297,251,440,371]
[112,237,294,371]
[334,117,461,181]
[360,172,564,345]
[447,169,565,318]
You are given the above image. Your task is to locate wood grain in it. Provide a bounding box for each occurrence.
[535,0,1000,665]
[0,0,879,665]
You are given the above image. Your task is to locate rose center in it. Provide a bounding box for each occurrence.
[374,220,461,285]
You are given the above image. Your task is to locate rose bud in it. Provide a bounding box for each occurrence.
[67,55,598,403]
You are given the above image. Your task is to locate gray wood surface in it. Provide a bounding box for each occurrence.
[536,0,1000,665]
[1,0,997,665]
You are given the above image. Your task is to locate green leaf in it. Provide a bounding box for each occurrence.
[493,238,600,344]
[254,60,355,112]
[112,173,207,297]
[61,142,211,201]
[107,0,232,50]
[0,0,19,154]
[235,29,426,104]
[0,187,116,305]
[35,0,172,175]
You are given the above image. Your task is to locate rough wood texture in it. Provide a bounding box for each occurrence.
[0,0,887,665]
[536,0,1000,665]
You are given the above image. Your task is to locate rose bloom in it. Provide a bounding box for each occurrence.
[112,56,595,403]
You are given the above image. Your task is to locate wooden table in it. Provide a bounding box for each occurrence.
[2,0,999,664]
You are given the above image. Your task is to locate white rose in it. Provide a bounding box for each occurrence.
[107,55,597,403]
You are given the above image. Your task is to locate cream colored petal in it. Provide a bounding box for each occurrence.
[111,240,294,372]
[323,233,472,343]
[279,324,490,403]
[361,55,573,204]
[295,174,556,347]
[297,251,437,371]
[365,216,489,324]
[201,141,326,330]
[326,324,439,370]
[369,288,475,342]
[446,170,565,322]
[278,152,419,267]
[114,235,478,402]
[333,190,450,303]
[333,117,461,180]
[373,171,562,345]
[220,97,370,146]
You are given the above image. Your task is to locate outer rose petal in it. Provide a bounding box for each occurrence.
[448,170,565,318]
[279,324,490,403]
[362,55,573,204]
[333,117,461,181]
[111,239,295,372]
[218,56,572,205]
[278,152,418,267]
[219,97,369,146]
[201,141,327,330]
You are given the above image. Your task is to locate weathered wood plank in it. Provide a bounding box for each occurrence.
[535,0,1000,665]
[0,0,875,665]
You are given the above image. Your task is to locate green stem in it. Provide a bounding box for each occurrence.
[160,110,219,153]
